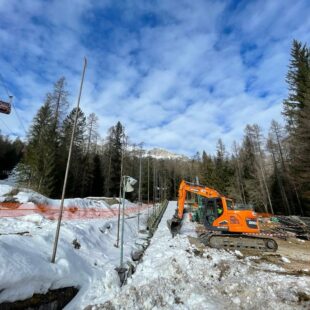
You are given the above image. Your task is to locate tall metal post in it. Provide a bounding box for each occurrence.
[138,145,142,232]
[51,58,87,263]
[153,162,156,216]
[116,136,125,247]
[147,156,150,218]
[120,176,126,267]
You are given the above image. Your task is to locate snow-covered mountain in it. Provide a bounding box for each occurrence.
[146,148,189,160]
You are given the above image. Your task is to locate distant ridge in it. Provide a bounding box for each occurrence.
[146,148,189,160]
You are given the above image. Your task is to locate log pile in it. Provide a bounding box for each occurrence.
[262,216,310,240]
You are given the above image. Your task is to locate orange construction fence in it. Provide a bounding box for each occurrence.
[0,202,152,221]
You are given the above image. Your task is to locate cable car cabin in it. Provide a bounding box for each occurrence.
[0,99,11,114]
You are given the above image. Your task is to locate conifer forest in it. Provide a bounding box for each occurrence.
[1,40,309,216]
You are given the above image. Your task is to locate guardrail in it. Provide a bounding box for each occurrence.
[147,200,169,235]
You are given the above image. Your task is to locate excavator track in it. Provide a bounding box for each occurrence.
[199,232,278,252]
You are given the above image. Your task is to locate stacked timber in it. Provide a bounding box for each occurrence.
[266,216,310,240]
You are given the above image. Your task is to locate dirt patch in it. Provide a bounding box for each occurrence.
[273,237,310,272]
[189,233,310,276]
[0,287,78,310]
[237,237,310,276]
[187,236,205,252]
[217,261,230,281]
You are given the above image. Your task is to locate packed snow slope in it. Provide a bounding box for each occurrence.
[0,184,149,309]
[91,202,310,310]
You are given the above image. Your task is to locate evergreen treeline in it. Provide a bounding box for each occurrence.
[1,40,309,215]
[0,134,24,179]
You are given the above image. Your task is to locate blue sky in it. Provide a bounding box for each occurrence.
[0,0,309,155]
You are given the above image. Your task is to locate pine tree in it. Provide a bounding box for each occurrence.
[80,113,99,196]
[283,41,309,132]
[59,107,86,197]
[231,142,246,204]
[21,101,56,195]
[213,139,233,195]
[240,127,267,212]
[0,135,24,179]
[104,121,125,197]
[34,77,70,197]
[283,40,310,214]
[91,154,104,196]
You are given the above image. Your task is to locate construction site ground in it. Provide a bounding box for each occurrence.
[91,202,310,310]
[195,225,310,276]
[265,238,310,274]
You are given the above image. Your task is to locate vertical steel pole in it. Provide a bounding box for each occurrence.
[138,146,142,232]
[147,156,150,218]
[116,136,125,247]
[120,176,126,267]
[153,162,156,216]
[51,58,87,263]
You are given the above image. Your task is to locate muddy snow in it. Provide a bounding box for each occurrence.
[91,202,310,310]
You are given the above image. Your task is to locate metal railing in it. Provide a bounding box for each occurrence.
[147,200,169,235]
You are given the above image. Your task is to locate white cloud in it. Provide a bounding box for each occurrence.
[0,0,309,156]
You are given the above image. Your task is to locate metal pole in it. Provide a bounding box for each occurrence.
[120,176,126,267]
[147,156,150,218]
[116,136,125,247]
[51,57,87,263]
[153,162,156,216]
[138,145,142,232]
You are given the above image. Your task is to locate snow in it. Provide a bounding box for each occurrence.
[92,202,310,310]
[1,185,310,309]
[0,184,13,200]
[281,256,291,263]
[0,185,149,309]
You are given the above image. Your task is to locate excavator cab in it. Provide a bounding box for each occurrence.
[200,197,228,231]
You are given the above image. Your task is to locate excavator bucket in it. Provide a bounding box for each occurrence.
[167,217,182,237]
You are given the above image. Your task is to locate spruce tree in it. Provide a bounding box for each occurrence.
[104,121,125,197]
[59,107,86,197]
[0,135,24,179]
[21,101,55,195]
[80,113,99,196]
[91,154,104,196]
[283,40,310,214]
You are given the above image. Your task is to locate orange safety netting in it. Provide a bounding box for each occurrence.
[0,202,151,220]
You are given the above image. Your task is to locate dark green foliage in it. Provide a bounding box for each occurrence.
[0,135,24,179]
[91,154,104,196]
[59,107,86,197]
[104,121,125,197]
[20,101,56,195]
[283,40,310,215]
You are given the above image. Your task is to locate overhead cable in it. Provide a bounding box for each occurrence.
[0,73,27,134]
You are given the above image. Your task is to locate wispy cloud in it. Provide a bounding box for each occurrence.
[0,0,309,155]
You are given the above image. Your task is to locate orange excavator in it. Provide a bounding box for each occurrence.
[168,180,278,252]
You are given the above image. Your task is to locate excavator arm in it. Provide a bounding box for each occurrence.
[177,180,221,219]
